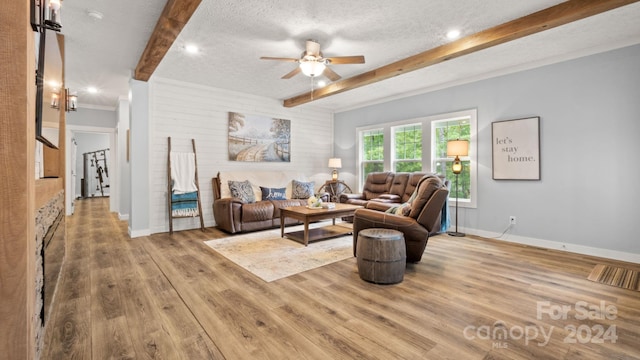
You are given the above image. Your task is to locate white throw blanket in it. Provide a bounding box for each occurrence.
[170,152,197,194]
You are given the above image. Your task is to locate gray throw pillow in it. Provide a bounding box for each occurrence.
[291,180,314,199]
[260,186,287,200]
[228,180,255,203]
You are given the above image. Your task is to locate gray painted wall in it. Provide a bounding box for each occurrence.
[335,44,640,256]
[67,107,117,128]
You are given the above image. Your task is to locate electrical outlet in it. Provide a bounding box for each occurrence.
[509,216,517,225]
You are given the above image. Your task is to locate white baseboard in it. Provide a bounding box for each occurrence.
[118,213,129,221]
[129,228,150,238]
[463,227,640,264]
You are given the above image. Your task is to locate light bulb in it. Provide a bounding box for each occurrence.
[49,0,61,11]
[299,61,326,77]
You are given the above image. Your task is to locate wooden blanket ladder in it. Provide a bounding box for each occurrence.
[167,137,205,234]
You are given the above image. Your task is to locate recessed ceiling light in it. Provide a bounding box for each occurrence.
[48,80,60,88]
[317,80,326,87]
[446,29,461,40]
[185,44,199,54]
[87,87,98,94]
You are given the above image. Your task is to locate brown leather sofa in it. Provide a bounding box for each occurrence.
[340,171,448,223]
[212,173,328,234]
[352,175,449,263]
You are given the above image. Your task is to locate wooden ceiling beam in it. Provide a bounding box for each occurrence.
[284,0,640,108]
[134,0,202,81]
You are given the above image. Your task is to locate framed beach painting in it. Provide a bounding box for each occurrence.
[492,117,541,180]
[228,112,291,162]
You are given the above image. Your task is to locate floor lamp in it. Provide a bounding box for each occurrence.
[447,139,468,237]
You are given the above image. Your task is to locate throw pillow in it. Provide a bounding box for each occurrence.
[385,202,412,216]
[291,180,314,199]
[260,186,287,200]
[228,180,255,203]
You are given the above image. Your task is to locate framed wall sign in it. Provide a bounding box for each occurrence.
[492,117,540,180]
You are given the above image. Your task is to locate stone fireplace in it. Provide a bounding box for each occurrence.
[34,190,65,358]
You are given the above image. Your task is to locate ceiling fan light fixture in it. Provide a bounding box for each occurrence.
[299,60,326,77]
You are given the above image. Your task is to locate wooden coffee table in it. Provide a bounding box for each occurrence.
[280,203,362,246]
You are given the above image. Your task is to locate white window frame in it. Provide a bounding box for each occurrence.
[356,109,477,208]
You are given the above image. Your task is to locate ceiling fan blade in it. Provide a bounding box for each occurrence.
[260,57,299,62]
[281,67,301,79]
[325,55,365,64]
[323,67,341,81]
[305,40,321,56]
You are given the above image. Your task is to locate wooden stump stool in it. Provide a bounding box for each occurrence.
[356,228,406,284]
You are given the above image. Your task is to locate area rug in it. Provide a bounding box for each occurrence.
[587,264,640,292]
[204,223,353,282]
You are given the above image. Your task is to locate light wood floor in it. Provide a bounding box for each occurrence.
[43,198,640,359]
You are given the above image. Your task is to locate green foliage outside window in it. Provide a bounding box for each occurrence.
[394,125,422,172]
[395,161,422,172]
[433,120,471,200]
[363,129,383,161]
[363,162,384,175]
[362,129,384,182]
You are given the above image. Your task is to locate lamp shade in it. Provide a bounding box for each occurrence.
[447,140,469,157]
[328,158,342,168]
[300,60,326,77]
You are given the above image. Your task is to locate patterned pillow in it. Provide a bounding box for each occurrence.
[291,180,314,199]
[260,186,287,200]
[228,180,255,203]
[385,202,412,216]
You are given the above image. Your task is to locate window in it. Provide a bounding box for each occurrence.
[432,119,471,202]
[357,109,477,208]
[360,129,384,184]
[393,124,422,172]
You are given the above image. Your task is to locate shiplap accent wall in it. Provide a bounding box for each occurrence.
[148,77,334,234]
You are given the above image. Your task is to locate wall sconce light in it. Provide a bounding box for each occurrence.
[45,0,62,30]
[328,158,342,180]
[50,91,60,109]
[31,0,63,32]
[66,89,77,112]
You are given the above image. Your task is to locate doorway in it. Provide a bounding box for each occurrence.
[67,128,116,215]
[82,148,110,198]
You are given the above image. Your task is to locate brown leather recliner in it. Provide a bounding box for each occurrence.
[341,171,395,206]
[353,175,449,263]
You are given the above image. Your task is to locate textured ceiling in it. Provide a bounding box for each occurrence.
[61,0,640,112]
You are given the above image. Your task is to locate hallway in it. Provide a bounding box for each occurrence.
[42,198,224,359]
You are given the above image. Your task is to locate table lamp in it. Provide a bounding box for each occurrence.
[328,158,342,180]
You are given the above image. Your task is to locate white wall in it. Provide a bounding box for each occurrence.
[116,97,130,220]
[145,78,335,234]
[335,44,640,262]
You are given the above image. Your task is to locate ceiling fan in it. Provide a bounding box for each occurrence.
[260,40,365,81]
